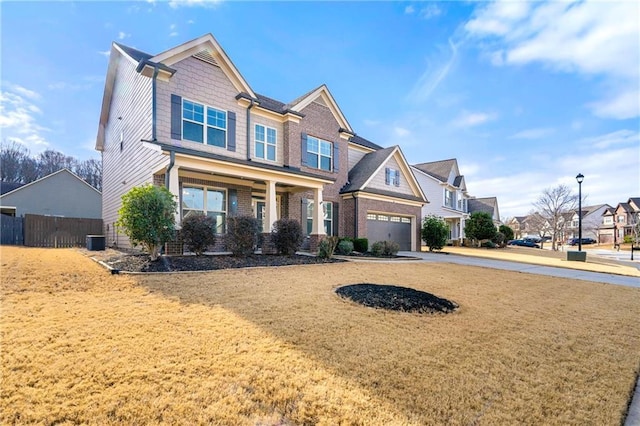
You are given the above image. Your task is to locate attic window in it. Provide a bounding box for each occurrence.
[193,50,219,67]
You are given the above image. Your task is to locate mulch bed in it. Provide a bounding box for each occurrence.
[335,284,458,314]
[105,253,344,273]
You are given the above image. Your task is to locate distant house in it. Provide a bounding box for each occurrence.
[412,159,470,244]
[468,197,501,228]
[564,204,612,242]
[599,206,616,244]
[608,198,640,244]
[506,216,527,239]
[0,169,101,218]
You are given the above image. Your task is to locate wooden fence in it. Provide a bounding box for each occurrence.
[1,215,24,245]
[23,214,103,248]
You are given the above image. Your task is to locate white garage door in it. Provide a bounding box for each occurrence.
[366,213,412,251]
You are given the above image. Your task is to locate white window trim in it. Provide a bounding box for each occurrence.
[307,135,332,171]
[307,200,333,235]
[182,98,227,147]
[255,124,277,162]
[181,184,228,233]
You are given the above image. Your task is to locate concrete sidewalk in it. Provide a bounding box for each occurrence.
[401,250,640,288]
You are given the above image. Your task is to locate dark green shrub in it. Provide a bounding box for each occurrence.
[492,231,506,247]
[421,215,449,252]
[371,240,400,257]
[225,216,259,256]
[499,225,514,241]
[336,240,354,255]
[623,235,634,244]
[317,236,339,259]
[271,218,304,255]
[353,238,368,253]
[481,240,497,248]
[465,212,497,245]
[181,213,216,256]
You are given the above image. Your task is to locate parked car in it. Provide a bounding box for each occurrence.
[567,238,596,246]
[507,239,541,248]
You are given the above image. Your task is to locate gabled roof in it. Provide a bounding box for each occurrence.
[341,146,427,203]
[412,159,456,182]
[0,169,101,199]
[617,202,633,213]
[285,84,353,134]
[468,197,500,220]
[628,197,640,210]
[602,207,615,216]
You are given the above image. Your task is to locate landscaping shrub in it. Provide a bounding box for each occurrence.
[499,225,514,242]
[317,236,339,259]
[421,215,448,252]
[371,240,400,257]
[353,238,368,253]
[481,240,497,248]
[623,235,634,244]
[225,216,259,256]
[492,231,506,247]
[336,239,354,255]
[116,184,177,261]
[181,213,216,256]
[465,212,497,246]
[271,218,304,255]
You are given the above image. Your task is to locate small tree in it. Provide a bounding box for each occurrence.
[421,215,449,252]
[116,184,177,261]
[271,218,304,255]
[181,213,216,256]
[465,212,497,246]
[499,225,514,241]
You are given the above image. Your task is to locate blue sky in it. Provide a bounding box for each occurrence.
[1,0,638,219]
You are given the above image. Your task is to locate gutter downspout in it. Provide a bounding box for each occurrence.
[352,192,358,238]
[151,65,160,141]
[246,99,255,161]
[165,150,175,188]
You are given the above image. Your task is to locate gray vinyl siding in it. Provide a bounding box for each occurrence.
[365,157,414,196]
[348,146,368,170]
[413,168,465,220]
[101,54,167,249]
[0,170,101,218]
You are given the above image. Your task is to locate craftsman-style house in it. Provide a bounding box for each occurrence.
[96,34,426,252]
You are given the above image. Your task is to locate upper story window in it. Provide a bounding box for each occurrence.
[385,168,400,187]
[572,220,579,227]
[603,216,613,225]
[617,215,625,223]
[306,136,332,171]
[457,197,467,212]
[444,189,455,209]
[182,185,227,234]
[255,124,276,161]
[182,99,227,147]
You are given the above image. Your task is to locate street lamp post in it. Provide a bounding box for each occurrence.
[576,173,584,252]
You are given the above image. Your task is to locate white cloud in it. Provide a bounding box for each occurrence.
[98,50,111,58]
[458,161,480,177]
[580,129,639,149]
[168,0,221,8]
[394,126,411,137]
[170,24,177,30]
[363,119,380,127]
[419,4,441,20]
[451,111,496,127]
[117,31,130,40]
[465,0,640,119]
[510,127,555,140]
[187,19,195,24]
[169,32,179,37]
[407,38,458,103]
[405,5,415,15]
[0,86,50,150]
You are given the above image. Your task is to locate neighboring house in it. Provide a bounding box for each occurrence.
[0,169,101,218]
[468,197,501,228]
[412,159,470,244]
[96,34,426,252]
[599,206,616,244]
[506,216,527,239]
[565,204,612,242]
[610,198,640,244]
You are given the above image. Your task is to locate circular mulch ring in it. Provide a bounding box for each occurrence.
[335,284,458,314]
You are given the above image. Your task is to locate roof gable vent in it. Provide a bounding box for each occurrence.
[193,50,219,67]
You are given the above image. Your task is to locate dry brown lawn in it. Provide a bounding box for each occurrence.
[2,246,640,425]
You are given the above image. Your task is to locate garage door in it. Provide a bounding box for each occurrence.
[367,213,412,251]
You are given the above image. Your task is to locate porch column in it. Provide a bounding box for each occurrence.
[311,187,326,235]
[265,180,277,233]
[460,217,465,240]
[169,165,180,226]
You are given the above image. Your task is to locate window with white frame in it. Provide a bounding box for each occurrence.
[182,186,227,233]
[306,201,333,235]
[306,136,332,171]
[255,124,276,161]
[603,216,613,225]
[618,215,625,223]
[444,189,455,209]
[385,168,400,186]
[182,99,227,147]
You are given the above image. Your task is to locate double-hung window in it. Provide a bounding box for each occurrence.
[444,189,454,209]
[306,201,333,235]
[255,124,276,161]
[182,186,227,233]
[307,136,332,171]
[182,99,227,147]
